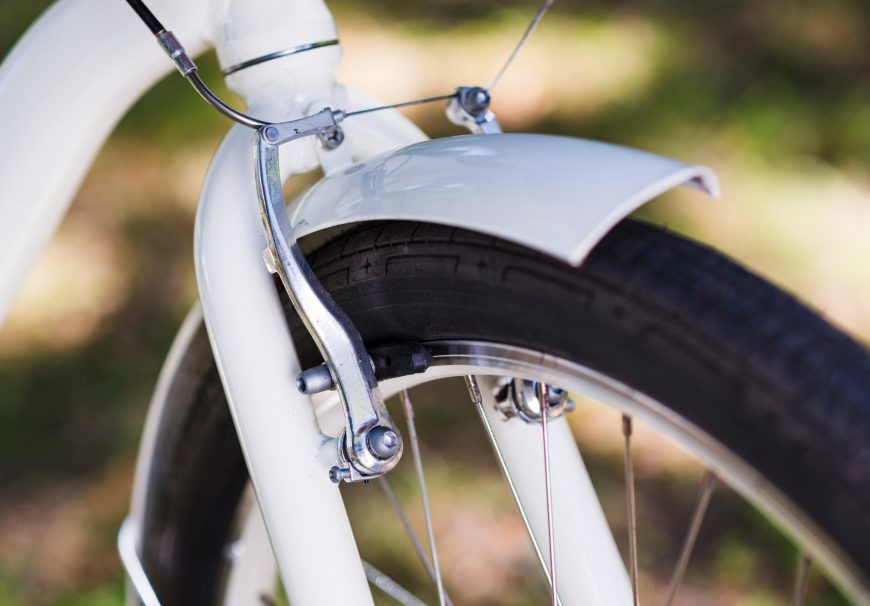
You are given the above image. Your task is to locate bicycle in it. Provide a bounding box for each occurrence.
[0,0,868,604]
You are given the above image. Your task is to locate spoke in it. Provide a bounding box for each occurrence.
[378,477,455,606]
[792,553,813,606]
[662,470,717,606]
[362,559,429,606]
[400,389,447,606]
[489,0,557,90]
[622,415,640,606]
[465,375,565,606]
[537,382,558,606]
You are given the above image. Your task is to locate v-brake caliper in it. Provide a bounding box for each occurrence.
[260,87,501,483]
[256,89,502,482]
[252,110,408,483]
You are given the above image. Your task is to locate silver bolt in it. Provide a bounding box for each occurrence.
[296,364,334,394]
[547,385,565,403]
[383,431,398,448]
[329,466,351,484]
[367,426,401,460]
[264,126,280,142]
[318,126,345,150]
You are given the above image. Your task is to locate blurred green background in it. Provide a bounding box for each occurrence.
[0,1,868,604]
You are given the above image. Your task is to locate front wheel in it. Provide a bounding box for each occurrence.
[136,219,870,605]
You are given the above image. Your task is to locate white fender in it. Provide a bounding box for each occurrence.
[291,133,719,266]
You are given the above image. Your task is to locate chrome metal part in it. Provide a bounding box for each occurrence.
[367,426,400,460]
[494,378,574,423]
[118,517,162,606]
[446,86,502,134]
[538,382,558,606]
[329,465,352,484]
[154,30,267,128]
[623,415,640,606]
[222,39,340,76]
[317,124,345,150]
[156,31,196,76]
[186,71,268,128]
[401,389,447,606]
[465,376,565,606]
[296,364,334,395]
[254,111,403,482]
[257,109,345,146]
[663,470,717,606]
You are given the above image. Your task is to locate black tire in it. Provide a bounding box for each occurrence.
[139,219,870,605]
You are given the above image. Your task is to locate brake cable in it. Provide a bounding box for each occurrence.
[125,0,268,128]
[123,0,556,127]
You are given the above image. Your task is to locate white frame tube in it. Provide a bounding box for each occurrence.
[474,376,632,606]
[0,0,211,324]
[194,125,373,604]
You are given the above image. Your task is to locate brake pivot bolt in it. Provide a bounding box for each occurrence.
[367,426,400,460]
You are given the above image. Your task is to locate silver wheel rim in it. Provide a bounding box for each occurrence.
[221,339,869,606]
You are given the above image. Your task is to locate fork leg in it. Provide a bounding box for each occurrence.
[472,376,633,606]
[195,126,372,605]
